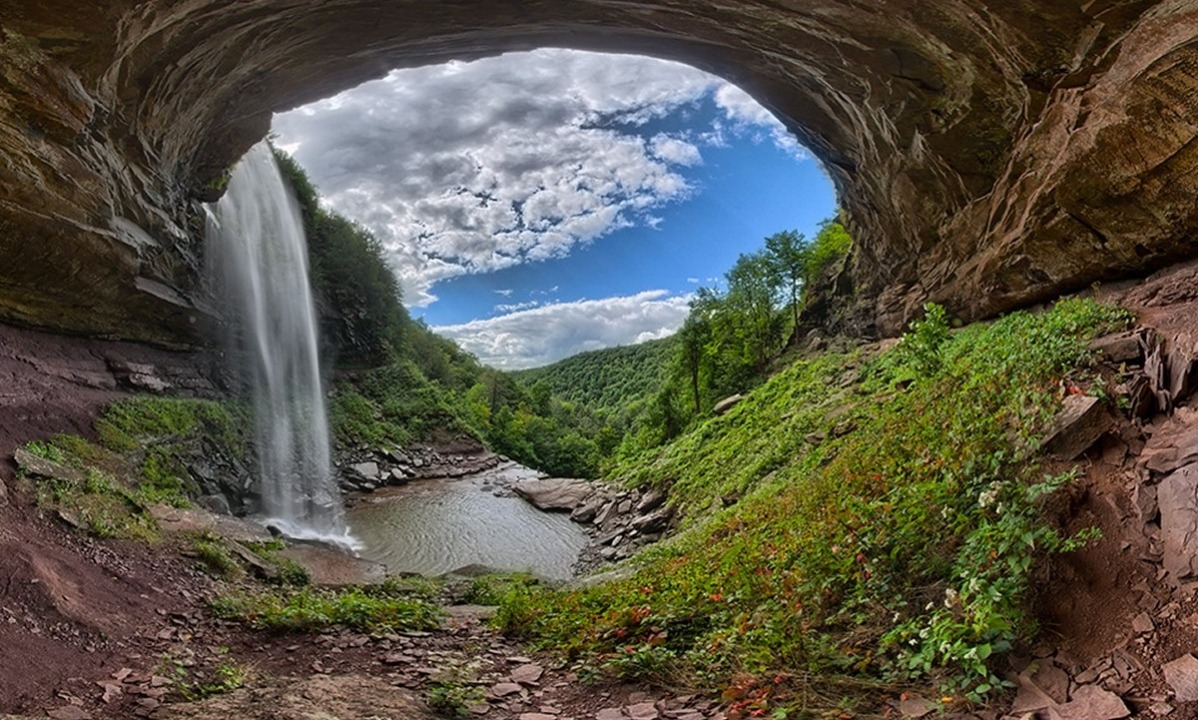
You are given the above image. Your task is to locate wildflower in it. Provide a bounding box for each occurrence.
[944,587,959,608]
[977,482,1000,508]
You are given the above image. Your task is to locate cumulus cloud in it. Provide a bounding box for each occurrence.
[435,290,691,369]
[272,49,803,308]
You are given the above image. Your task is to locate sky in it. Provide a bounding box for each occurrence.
[272,49,836,369]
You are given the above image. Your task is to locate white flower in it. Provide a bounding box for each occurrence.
[944,587,959,608]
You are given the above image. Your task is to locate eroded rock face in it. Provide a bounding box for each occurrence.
[2,2,1198,341]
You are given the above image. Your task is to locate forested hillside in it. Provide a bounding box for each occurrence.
[512,337,675,420]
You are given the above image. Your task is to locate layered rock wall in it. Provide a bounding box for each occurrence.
[1,1,1197,340]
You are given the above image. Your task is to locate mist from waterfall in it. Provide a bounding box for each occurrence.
[205,141,355,547]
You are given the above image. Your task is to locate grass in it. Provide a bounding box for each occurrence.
[22,397,251,539]
[496,298,1130,715]
[210,583,442,633]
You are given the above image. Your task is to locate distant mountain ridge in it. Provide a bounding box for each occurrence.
[512,337,676,418]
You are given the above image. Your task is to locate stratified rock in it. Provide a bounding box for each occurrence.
[1089,332,1145,365]
[1163,654,1198,701]
[12,448,86,485]
[626,703,658,720]
[513,478,593,512]
[1042,395,1110,459]
[198,493,232,515]
[632,507,673,534]
[149,504,273,544]
[1157,464,1198,580]
[7,4,1198,342]
[712,395,743,416]
[570,496,605,523]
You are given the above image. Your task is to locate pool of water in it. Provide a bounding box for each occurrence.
[346,462,588,580]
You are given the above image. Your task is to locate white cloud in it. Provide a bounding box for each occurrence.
[494,289,513,297]
[272,49,806,310]
[435,290,691,369]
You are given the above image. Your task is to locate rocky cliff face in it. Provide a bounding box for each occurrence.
[1,1,1196,341]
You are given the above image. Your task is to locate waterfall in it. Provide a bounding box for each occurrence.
[205,141,355,547]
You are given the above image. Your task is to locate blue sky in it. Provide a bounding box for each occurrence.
[273,50,835,368]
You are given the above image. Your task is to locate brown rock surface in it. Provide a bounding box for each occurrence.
[154,674,434,720]
[3,3,1198,340]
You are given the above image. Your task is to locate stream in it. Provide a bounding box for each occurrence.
[346,462,588,580]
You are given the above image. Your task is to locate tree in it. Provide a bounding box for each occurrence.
[725,251,781,378]
[764,230,810,337]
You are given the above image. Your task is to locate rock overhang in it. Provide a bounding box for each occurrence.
[1,1,1197,344]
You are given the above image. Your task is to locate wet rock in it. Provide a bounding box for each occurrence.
[1163,654,1198,701]
[1157,464,1198,580]
[712,394,743,416]
[513,478,593,512]
[1042,395,1110,459]
[277,544,386,586]
[198,493,231,515]
[351,462,380,480]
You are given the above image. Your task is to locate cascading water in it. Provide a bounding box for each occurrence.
[205,141,355,547]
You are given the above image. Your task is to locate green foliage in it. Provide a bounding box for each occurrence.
[513,338,677,421]
[161,649,248,701]
[426,681,483,718]
[895,303,952,379]
[33,462,158,539]
[804,218,852,287]
[499,298,1129,711]
[193,538,240,579]
[275,148,408,367]
[275,559,312,587]
[210,584,442,633]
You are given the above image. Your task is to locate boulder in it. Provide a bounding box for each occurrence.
[570,496,605,523]
[635,487,667,513]
[350,462,381,480]
[512,478,594,512]
[632,507,673,534]
[1042,395,1110,459]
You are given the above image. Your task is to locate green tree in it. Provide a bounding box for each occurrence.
[725,250,781,379]
[764,229,810,336]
